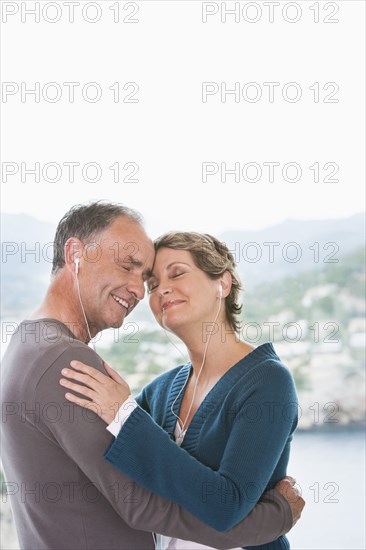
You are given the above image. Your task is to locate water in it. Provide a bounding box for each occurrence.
[1,429,365,550]
[286,428,365,550]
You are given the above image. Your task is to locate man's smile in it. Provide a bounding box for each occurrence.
[112,294,130,310]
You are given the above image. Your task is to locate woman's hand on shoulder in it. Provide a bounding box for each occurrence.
[60,361,131,424]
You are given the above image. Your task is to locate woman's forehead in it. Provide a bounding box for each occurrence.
[151,248,194,273]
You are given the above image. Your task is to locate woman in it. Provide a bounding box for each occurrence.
[60,232,300,550]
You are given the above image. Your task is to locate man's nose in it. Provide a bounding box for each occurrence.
[127,275,145,302]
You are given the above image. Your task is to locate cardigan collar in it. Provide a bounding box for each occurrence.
[163,342,276,454]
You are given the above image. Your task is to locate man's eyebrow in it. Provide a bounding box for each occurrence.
[119,254,143,267]
[119,255,155,281]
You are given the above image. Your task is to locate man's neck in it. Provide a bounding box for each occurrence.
[30,275,90,343]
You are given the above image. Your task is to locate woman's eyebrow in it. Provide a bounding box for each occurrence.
[165,261,190,270]
[146,262,191,281]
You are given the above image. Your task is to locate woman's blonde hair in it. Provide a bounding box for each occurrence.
[153,231,243,333]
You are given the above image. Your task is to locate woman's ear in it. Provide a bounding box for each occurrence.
[220,271,232,298]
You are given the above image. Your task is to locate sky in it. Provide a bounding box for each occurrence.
[1,1,365,239]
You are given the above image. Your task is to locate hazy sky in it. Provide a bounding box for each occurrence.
[1,1,365,239]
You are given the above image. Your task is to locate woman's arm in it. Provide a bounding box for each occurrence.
[60,360,298,531]
[105,368,296,530]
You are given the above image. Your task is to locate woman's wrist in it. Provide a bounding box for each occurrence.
[106,395,138,437]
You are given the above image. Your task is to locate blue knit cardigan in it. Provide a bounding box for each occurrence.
[105,343,298,549]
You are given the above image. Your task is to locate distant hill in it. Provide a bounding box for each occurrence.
[243,245,365,325]
[1,214,56,314]
[1,213,56,276]
[220,213,365,288]
[1,212,365,316]
[1,213,56,245]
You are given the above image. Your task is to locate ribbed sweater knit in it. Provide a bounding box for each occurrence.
[105,343,298,550]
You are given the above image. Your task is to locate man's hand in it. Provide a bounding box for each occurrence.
[274,476,305,527]
[60,361,131,424]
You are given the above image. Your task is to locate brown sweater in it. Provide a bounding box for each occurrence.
[1,319,292,550]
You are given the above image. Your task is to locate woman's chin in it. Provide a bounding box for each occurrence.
[160,315,184,335]
[160,319,177,333]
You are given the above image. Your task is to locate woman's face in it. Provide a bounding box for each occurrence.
[147,247,222,336]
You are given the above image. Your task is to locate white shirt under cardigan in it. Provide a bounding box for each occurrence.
[107,397,241,550]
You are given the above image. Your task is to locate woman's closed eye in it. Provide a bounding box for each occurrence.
[147,272,186,293]
[171,271,184,278]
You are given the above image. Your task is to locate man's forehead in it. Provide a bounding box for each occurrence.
[106,237,154,265]
[100,217,143,238]
[98,219,150,247]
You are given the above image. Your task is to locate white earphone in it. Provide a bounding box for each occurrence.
[218,283,223,297]
[74,257,80,274]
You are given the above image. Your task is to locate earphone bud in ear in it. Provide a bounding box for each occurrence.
[74,257,79,274]
[218,284,223,297]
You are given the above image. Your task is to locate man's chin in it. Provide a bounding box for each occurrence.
[101,307,130,331]
[109,312,128,330]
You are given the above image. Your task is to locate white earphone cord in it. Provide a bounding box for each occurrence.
[170,288,223,434]
[75,268,95,349]
[162,325,187,361]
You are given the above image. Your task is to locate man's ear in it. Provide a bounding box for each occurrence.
[220,271,232,299]
[64,238,83,274]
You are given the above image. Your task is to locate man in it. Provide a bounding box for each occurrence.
[1,202,304,550]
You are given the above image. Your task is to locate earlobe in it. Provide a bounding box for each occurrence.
[219,272,233,298]
[64,237,82,274]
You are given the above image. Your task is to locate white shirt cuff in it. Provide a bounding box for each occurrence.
[106,395,138,437]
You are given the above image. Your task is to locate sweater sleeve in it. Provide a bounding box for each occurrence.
[135,388,148,410]
[104,362,298,531]
[36,344,293,548]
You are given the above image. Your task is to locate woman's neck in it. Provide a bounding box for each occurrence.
[183,328,255,383]
[175,331,256,432]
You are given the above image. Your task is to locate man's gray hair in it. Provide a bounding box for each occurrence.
[52,201,143,274]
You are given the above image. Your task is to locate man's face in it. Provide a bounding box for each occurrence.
[75,216,154,335]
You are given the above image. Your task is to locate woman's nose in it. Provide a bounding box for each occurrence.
[158,283,172,296]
